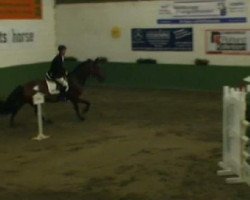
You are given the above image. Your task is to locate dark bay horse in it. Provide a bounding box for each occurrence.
[0,58,105,127]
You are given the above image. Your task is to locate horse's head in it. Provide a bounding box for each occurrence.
[71,58,105,85]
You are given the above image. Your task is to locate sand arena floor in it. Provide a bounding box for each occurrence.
[0,87,249,200]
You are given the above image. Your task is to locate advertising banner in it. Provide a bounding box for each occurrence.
[206,29,250,55]
[132,28,193,51]
[157,0,247,24]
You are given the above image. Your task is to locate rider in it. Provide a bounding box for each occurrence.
[46,45,69,100]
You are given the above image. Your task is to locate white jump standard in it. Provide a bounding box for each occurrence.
[217,86,250,185]
[32,88,50,141]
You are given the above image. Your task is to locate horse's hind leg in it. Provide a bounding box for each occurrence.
[10,104,24,127]
[10,110,18,127]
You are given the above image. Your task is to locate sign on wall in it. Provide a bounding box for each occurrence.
[132,28,193,51]
[0,0,42,19]
[206,29,250,55]
[0,27,37,49]
[157,0,247,24]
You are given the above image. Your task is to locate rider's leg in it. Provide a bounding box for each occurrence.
[55,77,69,101]
[55,77,69,91]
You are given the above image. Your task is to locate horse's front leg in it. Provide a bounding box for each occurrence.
[70,100,85,121]
[78,99,91,113]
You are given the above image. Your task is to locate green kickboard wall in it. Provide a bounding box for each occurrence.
[101,63,250,91]
[0,61,250,99]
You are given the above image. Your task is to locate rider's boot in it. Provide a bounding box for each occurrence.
[58,87,68,102]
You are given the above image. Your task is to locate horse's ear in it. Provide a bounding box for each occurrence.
[95,57,107,64]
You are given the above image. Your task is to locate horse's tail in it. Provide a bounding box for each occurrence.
[0,85,24,115]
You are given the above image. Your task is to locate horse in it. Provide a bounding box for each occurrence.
[0,58,105,127]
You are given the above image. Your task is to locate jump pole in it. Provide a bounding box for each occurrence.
[32,89,50,141]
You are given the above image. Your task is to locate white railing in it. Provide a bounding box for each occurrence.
[218,86,250,185]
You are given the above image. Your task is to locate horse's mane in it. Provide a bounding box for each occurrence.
[68,59,94,86]
[71,59,93,74]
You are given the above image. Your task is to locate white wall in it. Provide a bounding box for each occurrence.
[56,0,250,66]
[0,0,56,68]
